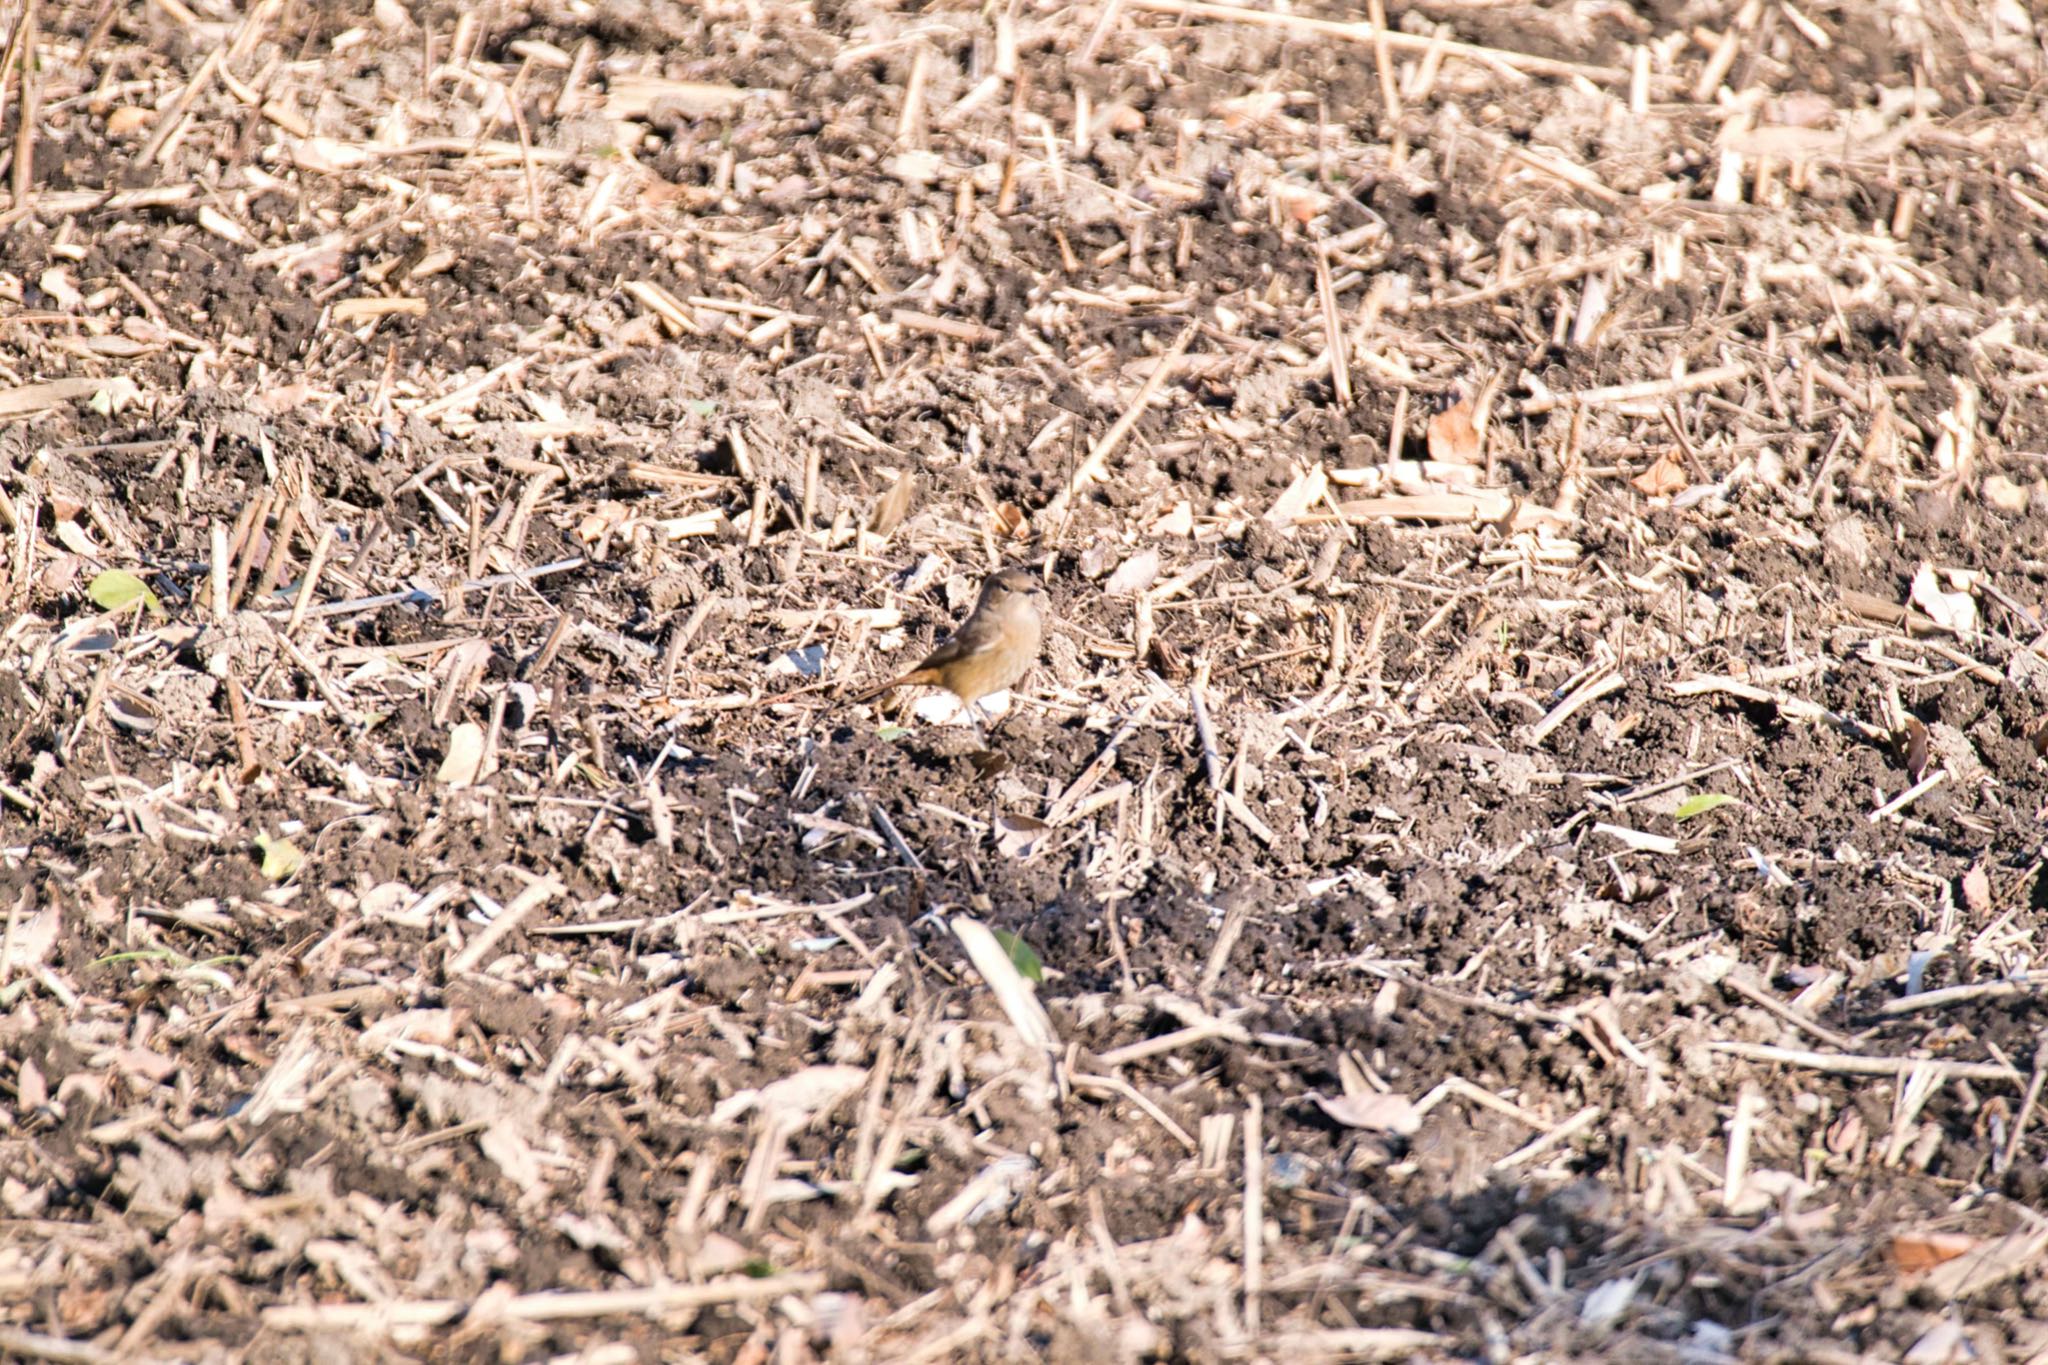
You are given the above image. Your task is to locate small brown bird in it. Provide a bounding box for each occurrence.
[853,566,1049,740]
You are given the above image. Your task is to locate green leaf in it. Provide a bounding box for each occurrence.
[88,569,161,615]
[1674,792,1737,821]
[876,725,910,742]
[740,1258,776,1279]
[991,929,1043,983]
[253,833,304,881]
[687,399,718,418]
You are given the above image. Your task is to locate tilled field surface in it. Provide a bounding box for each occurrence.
[3,0,2048,1360]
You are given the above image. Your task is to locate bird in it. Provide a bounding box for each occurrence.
[852,566,1049,743]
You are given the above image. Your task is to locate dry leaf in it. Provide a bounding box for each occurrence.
[1983,473,2030,514]
[927,1155,1036,1236]
[54,519,102,557]
[1311,1090,1420,1135]
[104,688,163,736]
[1146,638,1186,681]
[1923,1223,2048,1299]
[1579,1275,1640,1327]
[1153,501,1195,537]
[1891,1231,1979,1271]
[1276,184,1332,223]
[479,1120,547,1199]
[603,74,780,120]
[360,1008,462,1051]
[883,150,943,185]
[55,1282,113,1334]
[711,1064,867,1126]
[995,813,1049,859]
[868,475,917,538]
[438,722,487,787]
[1427,391,1484,466]
[1264,464,1328,525]
[1214,91,1290,128]
[1931,379,1979,480]
[1900,717,1930,782]
[198,206,259,249]
[105,106,154,137]
[1961,862,1993,915]
[758,1065,867,1120]
[576,501,630,543]
[38,267,83,312]
[1859,388,1901,481]
[0,899,60,976]
[249,383,323,415]
[287,137,373,175]
[106,1048,179,1084]
[1632,450,1688,497]
[1901,1319,1968,1365]
[1910,563,1978,634]
[1104,548,1161,597]
[953,915,1058,1051]
[688,1233,754,1277]
[331,296,428,323]
[18,1058,47,1113]
[1097,102,1145,134]
[0,377,133,419]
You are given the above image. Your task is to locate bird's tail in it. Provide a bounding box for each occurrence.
[849,668,935,705]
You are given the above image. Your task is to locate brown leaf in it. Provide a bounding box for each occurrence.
[995,813,1050,859]
[1214,91,1290,128]
[1146,637,1187,681]
[576,501,631,544]
[1860,388,1901,477]
[104,106,154,138]
[1426,391,1484,466]
[1900,717,1929,782]
[868,475,917,539]
[1891,1231,1979,1272]
[1962,862,1993,915]
[1277,185,1332,224]
[1631,450,1688,497]
[56,1281,115,1333]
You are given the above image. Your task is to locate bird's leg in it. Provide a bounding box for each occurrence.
[968,700,990,750]
[982,693,1012,740]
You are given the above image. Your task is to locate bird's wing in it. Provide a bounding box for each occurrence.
[913,612,1005,670]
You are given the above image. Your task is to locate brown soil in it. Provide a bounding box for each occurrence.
[2,0,2047,1361]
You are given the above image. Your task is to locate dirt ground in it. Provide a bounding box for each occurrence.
[2,0,2048,1360]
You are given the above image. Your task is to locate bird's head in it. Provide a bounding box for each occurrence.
[981,565,1049,610]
